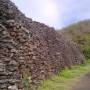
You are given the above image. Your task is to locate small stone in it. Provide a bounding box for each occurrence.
[0,63,5,72]
[11,49,17,53]
[9,60,18,66]
[8,85,18,90]
[10,32,17,37]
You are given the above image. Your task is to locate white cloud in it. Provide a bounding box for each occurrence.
[29,0,60,28]
[11,0,60,28]
[11,0,90,29]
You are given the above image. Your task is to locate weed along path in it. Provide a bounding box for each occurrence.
[71,73,90,90]
[37,60,90,90]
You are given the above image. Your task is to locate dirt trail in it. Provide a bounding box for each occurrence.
[72,73,90,90]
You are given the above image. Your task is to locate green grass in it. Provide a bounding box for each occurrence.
[37,59,90,90]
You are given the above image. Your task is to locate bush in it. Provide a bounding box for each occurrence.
[74,34,90,59]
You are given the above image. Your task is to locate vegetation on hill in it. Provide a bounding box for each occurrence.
[58,20,90,59]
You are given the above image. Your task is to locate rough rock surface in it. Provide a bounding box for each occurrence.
[0,0,85,90]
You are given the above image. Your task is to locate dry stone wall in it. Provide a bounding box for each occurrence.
[0,0,85,90]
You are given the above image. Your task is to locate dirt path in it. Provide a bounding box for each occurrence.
[72,73,90,90]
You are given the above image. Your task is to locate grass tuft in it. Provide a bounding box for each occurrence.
[37,59,90,90]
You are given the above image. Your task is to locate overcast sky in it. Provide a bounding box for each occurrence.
[11,0,90,29]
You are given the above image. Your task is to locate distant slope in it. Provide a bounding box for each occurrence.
[58,20,90,59]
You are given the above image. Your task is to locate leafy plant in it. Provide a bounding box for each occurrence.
[74,34,90,59]
[22,74,31,90]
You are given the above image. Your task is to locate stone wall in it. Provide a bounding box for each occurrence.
[0,0,85,90]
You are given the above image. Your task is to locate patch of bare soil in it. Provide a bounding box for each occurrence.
[72,73,90,90]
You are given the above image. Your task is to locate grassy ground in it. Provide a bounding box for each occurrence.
[37,59,90,90]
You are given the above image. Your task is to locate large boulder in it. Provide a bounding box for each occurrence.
[0,0,85,90]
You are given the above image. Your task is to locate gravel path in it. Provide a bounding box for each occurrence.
[72,73,90,90]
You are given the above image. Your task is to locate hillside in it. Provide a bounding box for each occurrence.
[0,0,84,90]
[58,20,90,59]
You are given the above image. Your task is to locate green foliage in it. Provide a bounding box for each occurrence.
[38,59,90,90]
[74,34,90,59]
[22,74,31,90]
[58,20,90,59]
